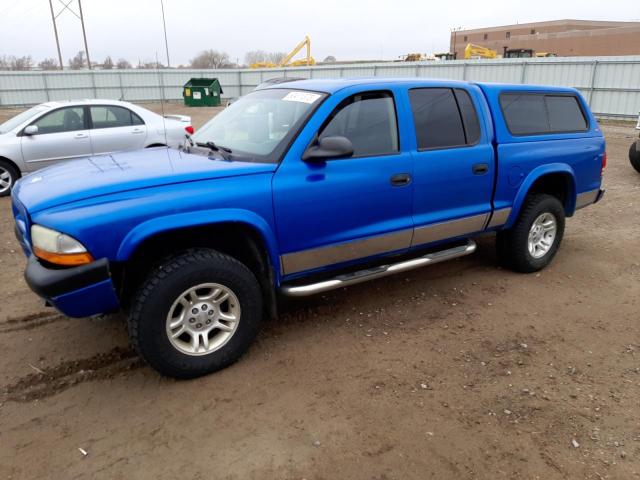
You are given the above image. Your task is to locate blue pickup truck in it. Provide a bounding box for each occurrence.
[12,78,605,378]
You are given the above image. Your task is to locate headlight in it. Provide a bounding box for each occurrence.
[30,225,93,266]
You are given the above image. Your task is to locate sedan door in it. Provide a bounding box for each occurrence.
[88,105,147,155]
[20,106,92,171]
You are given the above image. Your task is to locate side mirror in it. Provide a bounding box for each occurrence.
[302,136,354,162]
[23,125,38,136]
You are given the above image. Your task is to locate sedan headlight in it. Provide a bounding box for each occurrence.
[31,225,93,266]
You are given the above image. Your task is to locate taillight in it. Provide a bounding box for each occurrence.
[185,125,194,135]
[601,152,607,176]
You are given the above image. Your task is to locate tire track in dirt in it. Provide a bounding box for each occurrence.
[0,312,67,333]
[1,346,143,402]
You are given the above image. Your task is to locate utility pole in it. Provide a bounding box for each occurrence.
[160,0,171,68]
[78,0,91,69]
[48,0,64,69]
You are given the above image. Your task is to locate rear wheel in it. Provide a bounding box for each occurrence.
[630,140,640,173]
[496,194,565,273]
[0,160,19,197]
[128,249,263,379]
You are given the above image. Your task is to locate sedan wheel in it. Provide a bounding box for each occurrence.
[0,161,19,197]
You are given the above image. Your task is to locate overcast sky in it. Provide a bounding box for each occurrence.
[0,0,639,66]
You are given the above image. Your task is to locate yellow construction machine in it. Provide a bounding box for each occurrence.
[464,43,498,59]
[250,36,316,68]
[402,53,426,62]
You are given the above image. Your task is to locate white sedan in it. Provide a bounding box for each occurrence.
[0,99,192,196]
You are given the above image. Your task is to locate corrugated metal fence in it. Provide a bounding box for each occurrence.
[1,56,639,118]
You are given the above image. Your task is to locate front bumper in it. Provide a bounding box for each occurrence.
[24,256,119,318]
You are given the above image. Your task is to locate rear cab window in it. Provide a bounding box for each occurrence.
[500,92,588,136]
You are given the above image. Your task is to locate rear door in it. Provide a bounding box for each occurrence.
[88,105,147,155]
[273,88,414,277]
[20,106,92,171]
[408,86,495,246]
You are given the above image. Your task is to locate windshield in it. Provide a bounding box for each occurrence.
[0,105,49,134]
[192,88,325,162]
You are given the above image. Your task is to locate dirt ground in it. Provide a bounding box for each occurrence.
[0,103,639,480]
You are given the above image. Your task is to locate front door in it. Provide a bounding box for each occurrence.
[273,89,414,277]
[20,106,92,171]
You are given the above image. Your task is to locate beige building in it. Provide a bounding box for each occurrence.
[450,19,640,58]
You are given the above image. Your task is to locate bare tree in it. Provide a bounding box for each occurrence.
[9,55,33,71]
[137,60,165,69]
[190,50,232,69]
[102,56,114,69]
[267,51,287,64]
[69,51,87,70]
[244,50,287,66]
[0,56,10,70]
[116,58,132,69]
[322,55,337,63]
[38,58,59,70]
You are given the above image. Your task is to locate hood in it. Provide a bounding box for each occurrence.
[14,147,277,213]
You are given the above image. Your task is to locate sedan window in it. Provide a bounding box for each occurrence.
[33,107,86,134]
[0,105,49,134]
[90,106,144,129]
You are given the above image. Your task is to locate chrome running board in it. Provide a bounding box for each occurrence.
[280,239,477,297]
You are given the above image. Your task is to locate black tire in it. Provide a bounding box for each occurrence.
[630,140,640,174]
[496,194,565,273]
[0,159,20,197]
[128,249,263,379]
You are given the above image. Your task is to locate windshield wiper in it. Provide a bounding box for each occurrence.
[196,141,233,160]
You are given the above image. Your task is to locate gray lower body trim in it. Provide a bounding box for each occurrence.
[575,188,600,210]
[280,229,413,275]
[411,213,488,246]
[281,213,493,275]
[486,207,512,228]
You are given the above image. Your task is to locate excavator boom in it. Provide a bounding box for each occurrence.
[280,36,314,67]
[250,36,315,69]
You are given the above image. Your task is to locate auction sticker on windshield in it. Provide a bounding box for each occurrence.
[282,91,322,104]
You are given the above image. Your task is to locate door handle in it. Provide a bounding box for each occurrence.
[131,129,144,134]
[472,163,489,175]
[390,173,412,186]
[74,133,88,139]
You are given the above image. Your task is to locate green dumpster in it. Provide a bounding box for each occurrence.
[182,78,223,107]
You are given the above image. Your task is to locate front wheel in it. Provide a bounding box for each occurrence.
[128,249,263,379]
[496,194,565,273]
[630,140,640,173]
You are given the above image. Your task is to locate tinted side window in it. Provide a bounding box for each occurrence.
[454,89,481,144]
[131,111,144,125]
[90,106,139,129]
[409,88,465,149]
[33,107,85,134]
[545,96,587,132]
[500,93,549,135]
[319,91,398,156]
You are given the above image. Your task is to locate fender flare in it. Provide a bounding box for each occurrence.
[505,163,577,229]
[116,208,281,282]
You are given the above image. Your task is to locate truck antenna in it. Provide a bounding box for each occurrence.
[156,51,169,147]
